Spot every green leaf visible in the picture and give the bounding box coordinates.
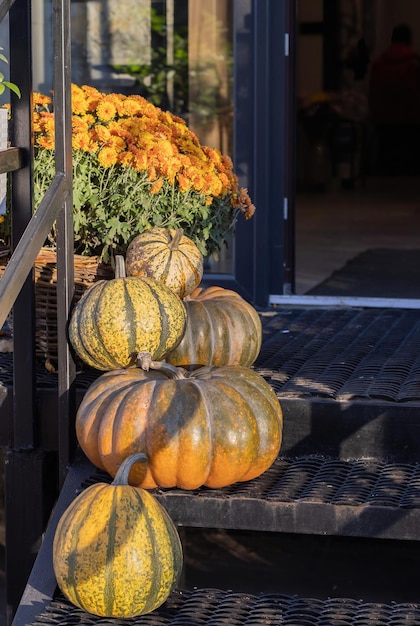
[3,82,21,98]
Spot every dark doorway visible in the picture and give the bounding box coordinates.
[294,0,420,299]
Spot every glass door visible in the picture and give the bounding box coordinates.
[189,0,291,305]
[64,0,291,306]
[135,0,291,305]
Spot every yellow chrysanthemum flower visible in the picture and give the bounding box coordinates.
[81,84,101,98]
[121,98,143,116]
[97,146,119,168]
[82,114,95,126]
[72,132,91,152]
[96,100,117,122]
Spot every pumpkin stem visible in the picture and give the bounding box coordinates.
[115,255,126,279]
[113,452,147,486]
[168,228,184,251]
[137,351,187,380]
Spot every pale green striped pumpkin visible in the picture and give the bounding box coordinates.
[53,452,183,618]
[125,227,203,298]
[68,259,186,370]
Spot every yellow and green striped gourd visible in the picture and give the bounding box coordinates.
[68,256,186,370]
[53,452,183,618]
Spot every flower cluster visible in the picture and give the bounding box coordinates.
[33,84,255,261]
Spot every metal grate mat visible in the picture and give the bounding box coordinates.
[80,454,420,540]
[31,588,420,626]
[3,307,420,402]
[256,307,420,402]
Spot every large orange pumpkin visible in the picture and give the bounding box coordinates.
[76,354,282,490]
[166,285,262,369]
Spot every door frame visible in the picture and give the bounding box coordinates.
[203,0,294,307]
[267,0,420,310]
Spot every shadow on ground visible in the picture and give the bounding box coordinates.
[182,528,420,603]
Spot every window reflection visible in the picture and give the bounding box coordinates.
[113,0,235,273]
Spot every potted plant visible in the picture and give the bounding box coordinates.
[31,83,255,263]
[0,83,255,369]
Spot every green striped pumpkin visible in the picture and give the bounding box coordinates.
[68,257,186,370]
[126,227,203,298]
[166,286,262,370]
[53,452,183,618]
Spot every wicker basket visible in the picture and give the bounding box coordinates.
[0,247,114,369]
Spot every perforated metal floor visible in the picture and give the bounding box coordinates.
[2,307,420,404]
[256,307,420,402]
[81,454,420,540]
[30,589,420,626]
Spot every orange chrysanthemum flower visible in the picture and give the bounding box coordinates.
[117,151,135,167]
[39,112,55,133]
[130,147,148,172]
[150,179,164,194]
[97,146,119,168]
[72,116,89,134]
[108,136,126,153]
[147,165,157,182]
[94,124,112,144]
[37,135,54,150]
[96,100,117,122]
[34,92,52,108]
[110,125,133,143]
[177,173,191,193]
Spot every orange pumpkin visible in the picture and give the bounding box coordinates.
[76,354,282,490]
